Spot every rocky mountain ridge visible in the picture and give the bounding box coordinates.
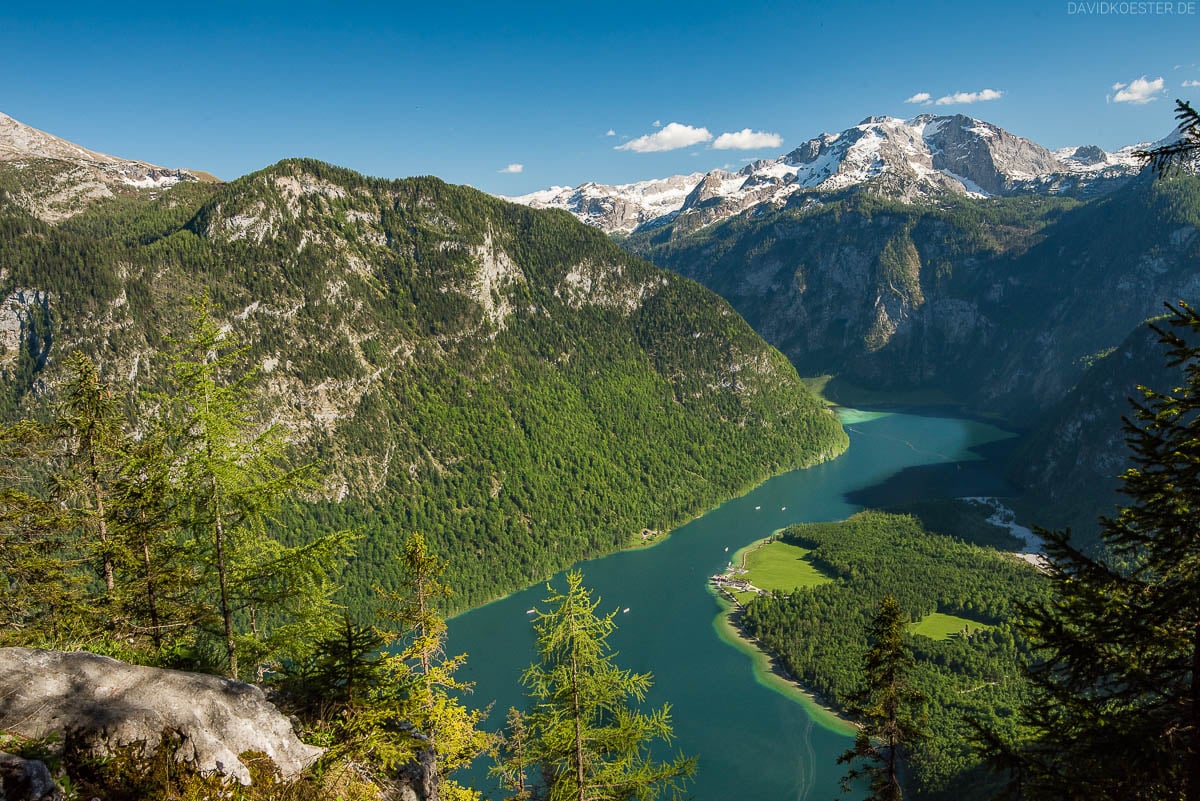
[0,112,216,222]
[0,149,846,609]
[511,114,1146,234]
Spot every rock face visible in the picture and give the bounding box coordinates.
[0,752,61,801]
[0,648,323,785]
[631,167,1200,423]
[0,111,215,222]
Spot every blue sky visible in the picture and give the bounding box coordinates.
[2,0,1198,194]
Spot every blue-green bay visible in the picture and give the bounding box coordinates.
[448,411,1018,800]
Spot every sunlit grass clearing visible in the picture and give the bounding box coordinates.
[743,540,835,593]
[910,611,994,641]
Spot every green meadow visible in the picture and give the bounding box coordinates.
[909,611,994,641]
[733,539,835,603]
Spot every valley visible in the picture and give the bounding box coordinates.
[0,99,1197,801]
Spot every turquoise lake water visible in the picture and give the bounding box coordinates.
[447,410,1018,800]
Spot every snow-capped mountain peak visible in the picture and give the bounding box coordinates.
[508,114,1147,235]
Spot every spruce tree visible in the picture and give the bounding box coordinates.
[1138,99,1200,173]
[1008,302,1200,800]
[500,570,694,801]
[838,593,924,801]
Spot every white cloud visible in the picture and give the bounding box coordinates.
[605,128,616,136]
[652,120,662,127]
[615,122,712,153]
[1110,76,1165,104]
[904,92,933,106]
[498,163,523,174]
[1183,80,1200,88]
[712,128,784,150]
[934,89,1004,106]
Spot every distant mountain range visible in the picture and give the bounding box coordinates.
[510,114,1149,234]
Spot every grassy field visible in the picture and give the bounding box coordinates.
[734,539,835,603]
[909,611,994,641]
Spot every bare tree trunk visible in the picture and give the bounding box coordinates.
[138,510,161,649]
[213,503,236,679]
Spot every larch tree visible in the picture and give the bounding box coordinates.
[162,296,350,679]
[501,570,694,801]
[376,531,489,801]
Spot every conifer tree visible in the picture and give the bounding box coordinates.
[1138,99,1200,173]
[501,570,694,801]
[163,296,351,679]
[374,531,488,800]
[1004,302,1200,801]
[838,594,924,801]
[52,351,126,598]
[0,419,93,643]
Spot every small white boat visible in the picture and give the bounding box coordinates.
[526,608,536,615]
[755,505,761,510]
[781,506,787,511]
[623,607,631,613]
[724,546,729,552]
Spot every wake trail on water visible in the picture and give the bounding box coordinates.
[794,713,816,801]
[846,426,957,463]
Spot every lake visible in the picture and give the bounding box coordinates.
[447,409,1019,800]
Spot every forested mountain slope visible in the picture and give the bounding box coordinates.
[0,158,846,609]
[628,172,1200,423]
[1008,314,1187,549]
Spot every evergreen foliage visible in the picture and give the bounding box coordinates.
[1138,99,1200,174]
[496,571,695,801]
[838,594,926,801]
[0,306,354,682]
[998,302,1200,801]
[739,512,1046,800]
[375,531,489,800]
[0,159,846,613]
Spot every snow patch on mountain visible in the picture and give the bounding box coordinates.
[0,111,213,221]
[508,114,1147,235]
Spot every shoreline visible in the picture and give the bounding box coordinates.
[711,533,855,737]
[449,434,850,621]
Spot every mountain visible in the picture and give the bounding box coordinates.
[1008,314,1186,550]
[625,168,1200,423]
[510,115,1144,235]
[511,172,704,234]
[0,142,847,609]
[0,112,216,223]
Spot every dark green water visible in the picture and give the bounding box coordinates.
[447,410,1017,800]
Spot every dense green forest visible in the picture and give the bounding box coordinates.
[0,158,846,611]
[740,511,1047,800]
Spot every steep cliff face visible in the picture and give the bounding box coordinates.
[1009,318,1185,548]
[632,172,1200,422]
[0,158,846,608]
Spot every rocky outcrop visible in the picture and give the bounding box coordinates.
[0,112,214,222]
[0,752,61,801]
[0,648,322,785]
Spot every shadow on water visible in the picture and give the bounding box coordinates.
[448,410,1022,801]
[844,435,1023,508]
